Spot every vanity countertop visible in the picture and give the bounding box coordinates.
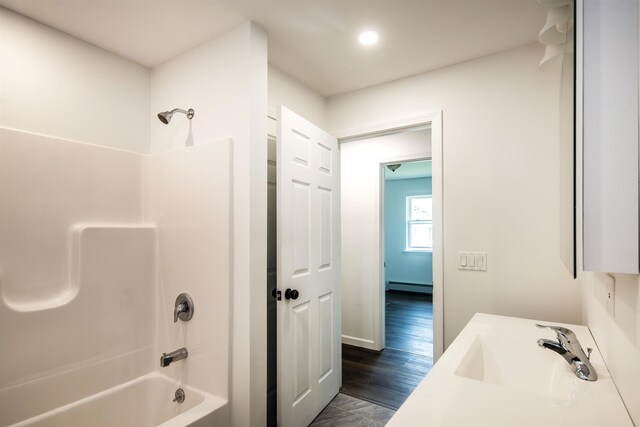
[387,313,633,427]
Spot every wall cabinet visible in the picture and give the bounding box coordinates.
[583,0,639,274]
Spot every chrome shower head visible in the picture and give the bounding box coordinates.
[157,111,173,124]
[157,108,194,124]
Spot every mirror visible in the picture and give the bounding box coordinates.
[538,0,576,278]
[558,0,576,278]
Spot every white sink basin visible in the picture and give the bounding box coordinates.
[454,334,584,402]
[387,313,633,427]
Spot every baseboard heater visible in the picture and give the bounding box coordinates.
[387,281,433,293]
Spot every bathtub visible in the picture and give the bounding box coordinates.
[7,373,227,427]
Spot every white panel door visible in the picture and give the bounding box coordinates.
[277,106,341,427]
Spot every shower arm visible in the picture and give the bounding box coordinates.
[168,108,194,119]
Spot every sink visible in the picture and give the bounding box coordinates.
[387,313,634,427]
[454,334,584,402]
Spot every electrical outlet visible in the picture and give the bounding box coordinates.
[605,274,615,316]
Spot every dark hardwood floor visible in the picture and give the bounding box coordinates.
[385,290,433,356]
[340,291,433,410]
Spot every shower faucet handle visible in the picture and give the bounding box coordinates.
[174,293,194,323]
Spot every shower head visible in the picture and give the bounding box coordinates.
[157,108,194,124]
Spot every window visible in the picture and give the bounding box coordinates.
[406,195,432,251]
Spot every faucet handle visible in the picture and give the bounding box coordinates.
[174,303,185,323]
[536,323,578,345]
[174,293,194,323]
[586,347,593,360]
[535,323,574,336]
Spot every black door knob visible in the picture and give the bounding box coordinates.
[285,288,299,300]
[271,288,281,301]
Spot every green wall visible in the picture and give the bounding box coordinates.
[384,177,432,293]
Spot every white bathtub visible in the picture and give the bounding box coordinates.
[7,373,227,427]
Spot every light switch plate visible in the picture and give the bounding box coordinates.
[458,251,487,271]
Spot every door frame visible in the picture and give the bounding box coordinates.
[334,111,444,361]
[379,155,432,350]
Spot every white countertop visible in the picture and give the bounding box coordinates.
[387,313,633,427]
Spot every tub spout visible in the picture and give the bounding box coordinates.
[160,347,188,368]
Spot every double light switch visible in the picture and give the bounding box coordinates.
[459,252,487,271]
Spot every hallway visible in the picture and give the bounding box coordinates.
[338,291,433,410]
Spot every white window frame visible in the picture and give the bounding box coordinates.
[405,195,432,252]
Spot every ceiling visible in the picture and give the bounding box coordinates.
[0,0,547,97]
[385,160,432,181]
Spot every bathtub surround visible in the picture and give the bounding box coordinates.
[0,131,151,426]
[0,127,232,426]
[0,129,145,311]
[144,140,232,400]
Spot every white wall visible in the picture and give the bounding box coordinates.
[150,24,256,153]
[268,64,327,128]
[0,7,150,153]
[149,22,268,427]
[329,43,582,348]
[341,129,431,350]
[582,274,640,424]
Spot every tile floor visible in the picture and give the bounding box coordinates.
[310,393,396,426]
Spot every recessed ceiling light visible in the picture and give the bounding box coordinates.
[358,30,379,46]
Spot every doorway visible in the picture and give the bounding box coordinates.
[336,126,438,410]
[383,159,434,359]
[335,112,444,365]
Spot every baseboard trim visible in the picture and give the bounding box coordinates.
[386,281,433,294]
[387,281,432,287]
[341,335,380,351]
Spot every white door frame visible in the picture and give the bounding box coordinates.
[335,111,444,361]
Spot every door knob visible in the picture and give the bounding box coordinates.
[285,288,299,300]
[271,288,282,301]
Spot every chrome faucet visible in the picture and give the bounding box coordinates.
[536,324,597,381]
[174,293,194,323]
[160,347,188,368]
